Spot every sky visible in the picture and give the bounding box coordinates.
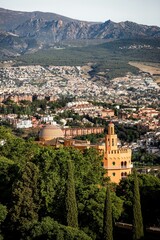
[0,0,160,26]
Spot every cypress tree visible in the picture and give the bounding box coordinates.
[66,160,78,228]
[10,162,40,232]
[133,169,144,240]
[103,185,113,240]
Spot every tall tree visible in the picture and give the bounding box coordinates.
[103,185,113,240]
[10,161,40,235]
[116,173,160,226]
[133,169,144,240]
[0,204,7,240]
[66,160,78,228]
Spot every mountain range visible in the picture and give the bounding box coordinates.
[0,8,160,57]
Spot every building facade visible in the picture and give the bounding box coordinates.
[103,122,132,183]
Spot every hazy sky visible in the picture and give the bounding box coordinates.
[1,0,160,26]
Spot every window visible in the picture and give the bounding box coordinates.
[111,127,114,135]
[112,161,115,165]
[121,172,127,179]
[112,138,114,146]
[112,172,115,176]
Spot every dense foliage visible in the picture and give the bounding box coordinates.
[132,149,160,166]
[0,126,159,239]
[132,170,144,240]
[66,160,78,228]
[103,185,113,240]
[116,173,160,227]
[0,97,74,116]
[0,126,123,240]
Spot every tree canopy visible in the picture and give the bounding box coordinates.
[0,126,123,240]
[0,126,159,240]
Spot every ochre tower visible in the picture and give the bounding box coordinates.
[103,122,132,183]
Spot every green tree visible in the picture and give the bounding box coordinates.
[0,126,38,166]
[33,147,69,220]
[66,160,78,228]
[30,216,91,240]
[0,156,19,206]
[0,204,7,226]
[116,173,160,227]
[0,204,7,240]
[0,130,123,239]
[77,184,123,240]
[10,161,40,236]
[103,185,113,240]
[133,169,144,240]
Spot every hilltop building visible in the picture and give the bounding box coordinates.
[38,122,132,183]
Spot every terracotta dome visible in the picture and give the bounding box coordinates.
[39,125,64,141]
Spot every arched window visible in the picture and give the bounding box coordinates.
[121,161,124,167]
[124,161,127,167]
[112,138,114,146]
[110,126,114,135]
[121,172,127,179]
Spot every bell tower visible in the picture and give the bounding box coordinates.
[103,122,132,183]
[105,122,118,151]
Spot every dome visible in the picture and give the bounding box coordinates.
[39,125,64,141]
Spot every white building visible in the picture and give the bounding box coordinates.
[16,120,32,129]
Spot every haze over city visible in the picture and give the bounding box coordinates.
[0,0,160,26]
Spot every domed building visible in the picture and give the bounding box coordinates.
[39,124,64,142]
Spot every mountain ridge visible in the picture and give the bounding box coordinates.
[0,8,160,57]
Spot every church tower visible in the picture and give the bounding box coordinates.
[103,122,132,183]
